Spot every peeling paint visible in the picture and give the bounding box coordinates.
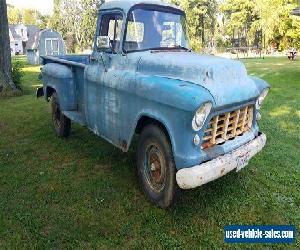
[39,1,269,172]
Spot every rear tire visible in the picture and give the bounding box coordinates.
[51,92,71,138]
[137,124,177,208]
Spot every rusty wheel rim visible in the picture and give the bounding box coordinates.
[143,143,166,192]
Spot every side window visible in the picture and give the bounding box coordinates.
[99,13,123,53]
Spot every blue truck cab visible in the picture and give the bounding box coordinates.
[38,0,269,208]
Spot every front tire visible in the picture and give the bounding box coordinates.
[51,92,71,138]
[137,125,177,208]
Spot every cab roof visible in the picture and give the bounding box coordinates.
[100,0,182,14]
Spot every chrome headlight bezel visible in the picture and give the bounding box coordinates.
[192,102,212,132]
[256,88,269,110]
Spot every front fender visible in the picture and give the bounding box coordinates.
[250,76,270,93]
[128,107,204,170]
[124,75,215,169]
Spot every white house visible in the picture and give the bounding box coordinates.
[9,24,40,55]
[13,24,28,41]
[9,25,23,54]
[9,28,15,55]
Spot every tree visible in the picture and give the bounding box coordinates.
[23,8,38,25]
[62,0,86,51]
[172,0,218,51]
[0,0,16,92]
[220,0,300,50]
[36,14,50,29]
[282,14,300,49]
[220,0,258,46]
[50,0,103,52]
[81,0,101,49]
[50,0,61,29]
[253,0,299,50]
[7,4,22,24]
[8,4,49,28]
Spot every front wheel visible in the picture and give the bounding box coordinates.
[51,92,71,138]
[137,125,177,208]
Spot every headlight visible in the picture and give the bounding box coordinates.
[192,102,212,131]
[256,88,269,110]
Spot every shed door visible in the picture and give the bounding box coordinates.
[45,38,59,55]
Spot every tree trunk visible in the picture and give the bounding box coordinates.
[201,14,205,47]
[0,0,16,91]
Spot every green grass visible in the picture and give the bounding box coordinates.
[0,56,299,249]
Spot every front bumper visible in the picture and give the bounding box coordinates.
[176,133,267,189]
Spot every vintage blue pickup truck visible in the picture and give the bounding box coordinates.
[37,0,269,208]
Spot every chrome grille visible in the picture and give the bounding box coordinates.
[202,106,254,149]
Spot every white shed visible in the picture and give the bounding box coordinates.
[26,29,66,65]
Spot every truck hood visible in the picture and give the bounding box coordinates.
[137,52,260,107]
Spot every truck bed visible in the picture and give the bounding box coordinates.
[41,54,89,116]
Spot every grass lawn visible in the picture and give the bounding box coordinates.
[0,56,299,249]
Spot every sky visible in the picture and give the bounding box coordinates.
[7,0,54,15]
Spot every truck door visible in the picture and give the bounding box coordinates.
[84,11,125,147]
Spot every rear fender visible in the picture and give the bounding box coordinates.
[41,63,77,111]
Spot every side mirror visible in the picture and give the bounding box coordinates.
[96,36,111,51]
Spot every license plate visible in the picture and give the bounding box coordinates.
[236,152,250,171]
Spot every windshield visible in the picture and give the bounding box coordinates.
[124,8,189,52]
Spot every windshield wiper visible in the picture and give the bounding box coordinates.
[172,45,191,51]
[149,46,191,52]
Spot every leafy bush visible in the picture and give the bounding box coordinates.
[0,61,24,97]
[11,61,24,91]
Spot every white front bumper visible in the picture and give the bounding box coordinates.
[176,133,267,189]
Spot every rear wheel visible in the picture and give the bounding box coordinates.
[137,124,177,208]
[51,92,71,138]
